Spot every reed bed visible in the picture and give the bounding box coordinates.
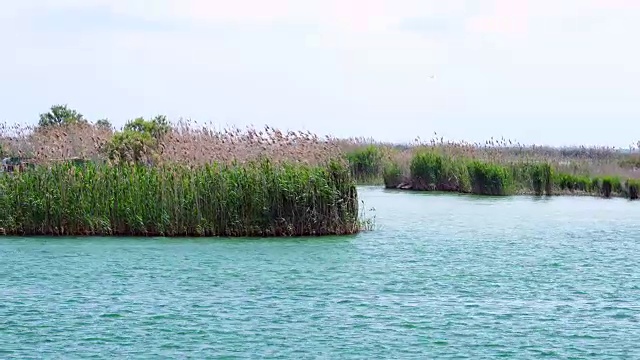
[342,134,640,199]
[0,119,345,166]
[0,118,362,236]
[0,160,358,236]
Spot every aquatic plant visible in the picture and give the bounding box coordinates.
[409,150,470,192]
[0,107,370,237]
[555,173,592,193]
[466,160,513,196]
[346,145,383,184]
[339,133,640,188]
[382,162,405,189]
[0,159,359,237]
[625,179,639,200]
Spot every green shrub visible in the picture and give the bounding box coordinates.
[104,116,171,165]
[38,104,87,128]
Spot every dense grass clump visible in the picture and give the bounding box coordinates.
[340,133,640,201]
[466,161,513,196]
[346,145,383,184]
[625,179,639,200]
[409,151,471,192]
[0,160,359,237]
[531,163,553,196]
[0,107,375,237]
[554,173,593,193]
[600,177,614,198]
[382,162,404,189]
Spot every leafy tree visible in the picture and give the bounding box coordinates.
[105,129,156,164]
[103,115,171,164]
[95,118,113,130]
[123,115,170,139]
[38,104,87,127]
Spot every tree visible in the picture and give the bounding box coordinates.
[105,129,156,164]
[38,104,87,127]
[103,115,171,164]
[123,115,170,139]
[95,118,113,130]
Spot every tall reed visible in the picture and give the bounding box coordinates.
[0,159,359,237]
[345,145,384,184]
[339,134,640,188]
[625,179,639,200]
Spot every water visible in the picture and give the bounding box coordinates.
[1,186,640,359]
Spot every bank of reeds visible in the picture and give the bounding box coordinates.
[0,117,364,236]
[339,133,640,200]
[379,148,640,199]
[0,160,358,236]
[345,145,384,184]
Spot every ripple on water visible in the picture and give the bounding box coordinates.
[1,188,640,358]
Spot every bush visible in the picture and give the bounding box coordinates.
[103,116,170,165]
[38,104,87,128]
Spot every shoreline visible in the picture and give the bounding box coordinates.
[378,183,635,200]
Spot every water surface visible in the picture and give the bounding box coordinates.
[1,187,639,359]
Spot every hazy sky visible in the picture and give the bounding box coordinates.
[1,0,639,147]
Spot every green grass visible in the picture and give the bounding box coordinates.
[409,150,471,192]
[0,160,360,237]
[625,179,640,200]
[466,160,513,196]
[381,150,640,200]
[554,173,594,193]
[346,145,384,184]
[408,150,515,195]
[382,162,404,188]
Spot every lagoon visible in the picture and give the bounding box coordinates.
[1,186,639,358]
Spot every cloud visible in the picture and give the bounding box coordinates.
[466,0,530,35]
[2,0,640,146]
[464,0,640,36]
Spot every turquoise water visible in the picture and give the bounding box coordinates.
[1,186,640,359]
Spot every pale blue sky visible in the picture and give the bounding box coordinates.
[1,0,639,147]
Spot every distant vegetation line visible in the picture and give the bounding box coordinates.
[344,142,640,200]
[1,104,638,204]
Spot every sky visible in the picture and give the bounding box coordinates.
[1,0,639,148]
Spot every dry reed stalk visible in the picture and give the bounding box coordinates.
[339,133,640,180]
[0,120,346,167]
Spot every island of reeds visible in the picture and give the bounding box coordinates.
[0,105,362,237]
[341,134,640,200]
[1,105,637,236]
